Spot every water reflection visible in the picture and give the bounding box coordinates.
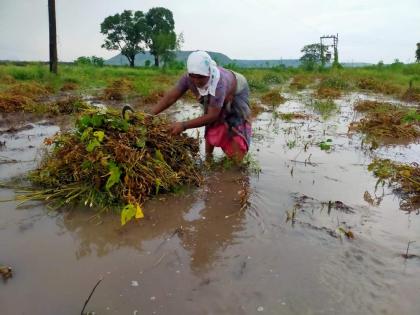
[59,169,250,272]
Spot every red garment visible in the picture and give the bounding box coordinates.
[205,122,250,158]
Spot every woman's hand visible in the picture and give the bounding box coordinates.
[170,122,186,135]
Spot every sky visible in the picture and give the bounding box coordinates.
[0,0,419,63]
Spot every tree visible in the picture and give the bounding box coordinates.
[100,10,147,67]
[416,43,420,63]
[145,7,177,67]
[75,56,105,67]
[48,0,58,74]
[91,56,105,67]
[300,43,322,70]
[161,32,184,67]
[75,56,91,65]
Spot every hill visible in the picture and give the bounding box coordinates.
[105,51,371,68]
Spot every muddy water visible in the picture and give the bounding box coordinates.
[1,92,420,315]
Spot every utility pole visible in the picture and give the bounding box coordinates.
[48,0,58,74]
[320,34,339,67]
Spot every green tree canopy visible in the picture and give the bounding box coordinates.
[416,43,420,63]
[300,43,322,70]
[75,56,104,67]
[300,43,322,62]
[145,7,177,67]
[100,10,147,67]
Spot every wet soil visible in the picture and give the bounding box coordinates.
[1,91,420,315]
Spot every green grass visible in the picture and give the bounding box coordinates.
[1,62,419,101]
[308,99,338,119]
[0,63,182,96]
[402,109,420,123]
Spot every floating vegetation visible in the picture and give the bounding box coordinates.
[286,140,297,149]
[363,190,383,206]
[0,265,13,280]
[319,139,333,151]
[102,78,134,100]
[24,109,202,225]
[274,112,310,121]
[368,159,420,211]
[260,90,286,106]
[307,99,338,119]
[350,101,419,143]
[287,194,356,239]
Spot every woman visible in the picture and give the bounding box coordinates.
[151,51,252,161]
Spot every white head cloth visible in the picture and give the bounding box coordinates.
[187,51,220,96]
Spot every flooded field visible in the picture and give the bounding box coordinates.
[1,90,419,314]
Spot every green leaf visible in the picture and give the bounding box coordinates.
[91,114,105,127]
[155,149,165,162]
[121,204,136,226]
[109,118,129,132]
[81,160,92,170]
[78,115,92,129]
[93,130,105,142]
[135,137,145,148]
[137,125,147,136]
[86,139,100,152]
[319,142,332,151]
[155,178,162,195]
[81,127,92,141]
[106,162,121,191]
[402,109,420,123]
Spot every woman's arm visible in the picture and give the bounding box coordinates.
[170,106,221,134]
[150,87,184,115]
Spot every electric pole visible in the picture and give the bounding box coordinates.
[48,0,58,74]
[320,34,339,67]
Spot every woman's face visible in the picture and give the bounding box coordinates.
[189,73,210,88]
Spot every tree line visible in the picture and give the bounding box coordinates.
[47,2,180,72]
[300,42,420,70]
[100,8,181,68]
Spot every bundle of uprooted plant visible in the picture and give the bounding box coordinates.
[368,159,420,211]
[350,100,420,143]
[23,108,202,225]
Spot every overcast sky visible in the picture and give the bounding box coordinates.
[1,0,419,63]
